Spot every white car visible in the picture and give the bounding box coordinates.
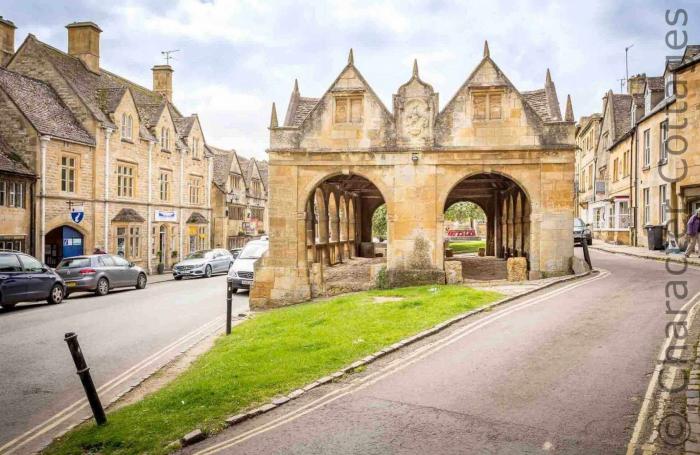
[173,248,233,280]
[227,239,269,292]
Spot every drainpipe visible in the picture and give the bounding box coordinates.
[207,155,213,248]
[39,135,50,262]
[147,140,154,273]
[103,128,113,253]
[179,148,184,261]
[631,128,638,246]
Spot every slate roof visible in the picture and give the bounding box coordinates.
[0,67,95,145]
[0,135,34,176]
[111,208,145,223]
[18,35,195,144]
[646,76,664,92]
[284,96,320,127]
[257,160,269,189]
[610,93,633,141]
[186,212,208,224]
[521,89,551,121]
[208,145,236,189]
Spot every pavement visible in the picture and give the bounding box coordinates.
[183,249,700,455]
[589,238,700,266]
[0,273,250,454]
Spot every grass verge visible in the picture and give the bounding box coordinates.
[46,285,502,455]
[449,239,486,254]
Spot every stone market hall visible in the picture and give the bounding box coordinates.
[251,43,576,308]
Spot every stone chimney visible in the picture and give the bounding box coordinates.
[66,22,101,73]
[0,16,16,67]
[627,73,646,95]
[152,65,173,102]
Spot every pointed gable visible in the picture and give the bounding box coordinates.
[292,50,396,150]
[435,53,551,147]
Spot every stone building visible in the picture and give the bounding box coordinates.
[251,44,576,308]
[209,146,269,249]
[0,19,214,271]
[574,113,602,223]
[574,44,700,248]
[0,135,35,251]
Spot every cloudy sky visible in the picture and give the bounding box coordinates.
[2,0,699,159]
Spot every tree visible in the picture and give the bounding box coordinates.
[445,202,485,228]
[372,204,387,241]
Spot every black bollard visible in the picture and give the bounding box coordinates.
[64,332,106,425]
[226,279,233,335]
[581,239,592,269]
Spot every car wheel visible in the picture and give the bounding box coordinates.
[136,273,147,289]
[174,276,183,281]
[204,265,212,278]
[48,284,65,305]
[95,277,110,296]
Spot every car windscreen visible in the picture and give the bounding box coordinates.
[186,250,211,259]
[573,219,585,229]
[239,243,268,259]
[57,257,91,269]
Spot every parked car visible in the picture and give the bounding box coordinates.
[574,218,592,245]
[0,251,66,309]
[230,248,242,260]
[227,239,269,293]
[56,254,147,297]
[173,248,233,280]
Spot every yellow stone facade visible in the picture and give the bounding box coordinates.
[1,20,213,271]
[251,46,576,308]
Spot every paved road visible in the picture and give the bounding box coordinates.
[190,250,699,455]
[0,274,249,452]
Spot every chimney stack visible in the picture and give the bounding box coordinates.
[66,22,101,73]
[0,16,16,67]
[627,73,646,95]
[152,65,173,102]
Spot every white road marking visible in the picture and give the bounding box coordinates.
[0,316,224,455]
[194,270,611,454]
[625,291,700,455]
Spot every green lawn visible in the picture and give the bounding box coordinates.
[46,285,502,455]
[449,239,486,254]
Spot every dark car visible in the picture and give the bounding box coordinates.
[0,251,66,309]
[574,218,592,245]
[56,254,147,297]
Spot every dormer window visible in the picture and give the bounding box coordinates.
[161,127,170,150]
[473,92,502,120]
[645,88,651,114]
[665,73,674,98]
[334,96,363,124]
[121,113,133,140]
[192,138,199,159]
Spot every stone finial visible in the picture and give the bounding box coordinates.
[270,102,278,128]
[483,40,490,58]
[348,48,354,65]
[546,68,552,86]
[565,95,574,122]
[412,58,419,78]
[293,78,299,94]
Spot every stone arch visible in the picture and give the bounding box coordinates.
[299,169,392,216]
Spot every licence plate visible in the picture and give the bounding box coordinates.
[66,281,77,287]
[242,280,253,286]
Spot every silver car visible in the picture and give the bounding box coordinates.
[173,249,233,280]
[56,254,147,297]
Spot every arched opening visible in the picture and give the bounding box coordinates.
[444,173,530,280]
[444,201,487,254]
[305,173,387,271]
[45,225,84,267]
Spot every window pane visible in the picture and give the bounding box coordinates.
[0,254,22,272]
[489,94,502,119]
[473,95,486,119]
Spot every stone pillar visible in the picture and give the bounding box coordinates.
[305,199,314,265]
[514,192,522,257]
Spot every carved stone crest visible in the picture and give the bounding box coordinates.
[405,100,428,137]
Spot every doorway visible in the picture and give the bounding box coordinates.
[44,225,84,267]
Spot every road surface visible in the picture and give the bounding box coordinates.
[0,274,249,453]
[189,250,697,455]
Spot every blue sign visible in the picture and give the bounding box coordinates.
[70,205,84,224]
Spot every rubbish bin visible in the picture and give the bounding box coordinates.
[645,225,665,250]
